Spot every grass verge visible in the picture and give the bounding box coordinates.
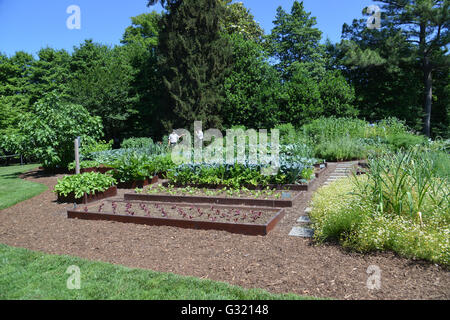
[0,164,47,210]
[0,244,318,300]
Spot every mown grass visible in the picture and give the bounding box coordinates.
[0,164,47,210]
[0,244,318,300]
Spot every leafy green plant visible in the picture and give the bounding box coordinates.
[54,172,116,199]
[314,136,368,161]
[67,160,100,170]
[301,117,424,161]
[80,138,113,159]
[109,152,152,182]
[121,137,154,149]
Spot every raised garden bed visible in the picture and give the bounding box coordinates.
[116,176,158,189]
[67,201,285,236]
[79,165,114,174]
[314,163,328,178]
[57,186,117,204]
[161,163,327,192]
[162,176,321,192]
[124,189,303,207]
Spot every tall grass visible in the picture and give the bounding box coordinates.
[310,146,449,265]
[301,117,427,161]
[352,147,449,223]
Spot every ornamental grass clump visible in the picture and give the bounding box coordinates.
[353,147,449,222]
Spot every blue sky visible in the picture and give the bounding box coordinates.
[0,0,376,57]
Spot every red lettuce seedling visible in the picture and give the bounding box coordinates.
[112,202,117,214]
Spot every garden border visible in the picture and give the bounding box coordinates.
[67,202,285,236]
[116,176,159,189]
[161,162,328,192]
[123,189,304,208]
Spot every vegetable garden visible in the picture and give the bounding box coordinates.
[51,117,449,264]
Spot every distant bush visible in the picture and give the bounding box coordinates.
[67,160,100,170]
[275,123,297,144]
[386,133,426,151]
[121,137,154,149]
[301,117,426,161]
[80,138,113,157]
[313,137,368,161]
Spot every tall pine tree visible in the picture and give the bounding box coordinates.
[149,0,233,130]
[378,0,449,137]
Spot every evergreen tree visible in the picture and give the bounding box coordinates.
[268,0,325,78]
[28,48,71,105]
[151,0,233,130]
[333,1,449,137]
[377,0,449,136]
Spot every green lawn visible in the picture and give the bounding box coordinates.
[0,244,316,300]
[0,164,47,210]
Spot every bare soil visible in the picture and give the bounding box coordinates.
[83,200,276,224]
[0,163,448,300]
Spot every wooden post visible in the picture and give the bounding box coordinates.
[74,138,80,174]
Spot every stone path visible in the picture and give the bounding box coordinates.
[289,161,358,238]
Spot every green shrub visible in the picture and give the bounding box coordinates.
[386,133,426,151]
[275,123,297,144]
[109,152,176,182]
[429,151,450,179]
[301,117,426,161]
[3,94,103,169]
[67,160,100,170]
[54,172,116,199]
[109,152,152,182]
[80,138,113,157]
[313,137,368,161]
[121,137,154,149]
[302,117,368,141]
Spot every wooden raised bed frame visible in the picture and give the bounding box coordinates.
[116,176,159,189]
[67,202,285,236]
[124,190,303,208]
[57,186,117,204]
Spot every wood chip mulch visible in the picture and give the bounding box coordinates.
[0,163,448,300]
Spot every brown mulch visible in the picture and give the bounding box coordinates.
[0,163,448,300]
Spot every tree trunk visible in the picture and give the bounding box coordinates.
[423,56,432,137]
